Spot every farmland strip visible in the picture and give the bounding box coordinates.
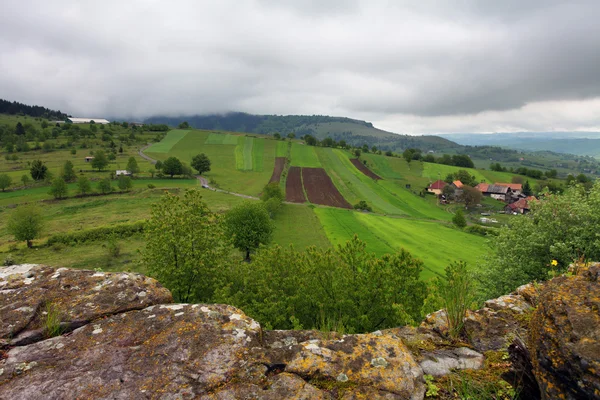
[285,167,306,203]
[350,158,382,180]
[269,157,287,183]
[302,167,352,209]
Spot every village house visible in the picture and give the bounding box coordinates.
[115,170,132,177]
[451,180,463,190]
[480,184,512,202]
[84,156,94,163]
[427,180,447,195]
[495,183,522,195]
[504,196,537,214]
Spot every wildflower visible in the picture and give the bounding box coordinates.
[551,259,558,267]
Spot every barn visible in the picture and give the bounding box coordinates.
[67,117,110,124]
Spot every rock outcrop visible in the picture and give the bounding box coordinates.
[528,263,600,400]
[1,263,598,399]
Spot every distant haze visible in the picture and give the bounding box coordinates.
[1,1,600,134]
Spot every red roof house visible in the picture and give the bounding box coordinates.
[427,180,447,195]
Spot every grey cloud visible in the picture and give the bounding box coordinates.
[0,0,599,133]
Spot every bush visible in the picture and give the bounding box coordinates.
[452,209,467,228]
[464,225,498,237]
[47,221,146,245]
[147,183,156,189]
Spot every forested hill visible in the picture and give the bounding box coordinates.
[0,99,68,120]
[144,112,460,152]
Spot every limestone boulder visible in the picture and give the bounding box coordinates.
[0,264,172,346]
[419,347,484,377]
[529,264,600,399]
[0,303,263,399]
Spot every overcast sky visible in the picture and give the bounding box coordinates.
[1,1,600,134]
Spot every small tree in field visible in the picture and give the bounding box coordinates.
[21,174,30,186]
[49,177,68,199]
[97,178,113,194]
[91,150,109,171]
[0,174,11,192]
[118,175,133,191]
[77,176,92,195]
[225,202,273,261]
[142,190,231,303]
[30,159,48,181]
[8,205,44,248]
[62,160,76,182]
[191,153,211,175]
[162,157,183,178]
[460,185,482,208]
[126,157,139,174]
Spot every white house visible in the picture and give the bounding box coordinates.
[115,170,131,176]
[68,117,110,124]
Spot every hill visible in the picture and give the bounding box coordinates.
[0,98,68,121]
[144,112,459,152]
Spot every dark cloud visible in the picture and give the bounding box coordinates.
[0,0,599,133]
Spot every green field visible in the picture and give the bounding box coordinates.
[146,130,189,153]
[146,131,277,196]
[205,132,240,145]
[272,204,330,250]
[290,143,321,167]
[276,141,289,157]
[316,148,450,219]
[235,136,254,171]
[314,207,488,279]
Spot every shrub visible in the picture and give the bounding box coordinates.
[443,261,475,339]
[464,225,498,237]
[452,209,467,228]
[147,183,156,189]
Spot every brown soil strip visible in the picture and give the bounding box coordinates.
[350,159,382,180]
[285,166,306,203]
[269,157,287,183]
[302,168,352,209]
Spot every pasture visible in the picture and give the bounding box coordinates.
[314,207,488,279]
[145,130,189,153]
[290,143,321,167]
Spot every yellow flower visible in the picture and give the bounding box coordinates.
[551,259,558,267]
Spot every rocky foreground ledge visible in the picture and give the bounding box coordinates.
[0,264,598,399]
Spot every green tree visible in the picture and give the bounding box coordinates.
[452,209,467,228]
[15,122,25,135]
[273,133,281,139]
[119,145,124,153]
[142,190,231,302]
[287,132,295,139]
[77,176,92,195]
[97,178,113,194]
[522,180,533,196]
[0,174,11,192]
[155,160,163,170]
[7,205,44,248]
[117,175,133,191]
[91,150,109,171]
[354,149,361,158]
[21,174,30,186]
[61,160,76,182]
[49,177,68,199]
[30,159,48,181]
[162,157,183,177]
[479,182,600,299]
[126,157,140,174]
[460,185,482,208]
[225,202,273,261]
[261,182,284,202]
[178,121,190,129]
[191,153,211,175]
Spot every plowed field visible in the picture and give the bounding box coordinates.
[285,166,306,203]
[269,157,286,183]
[351,158,381,180]
[302,167,352,209]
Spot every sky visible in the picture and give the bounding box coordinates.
[1,0,600,134]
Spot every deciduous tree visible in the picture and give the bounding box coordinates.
[225,202,273,261]
[49,177,68,199]
[91,150,109,171]
[62,160,76,182]
[142,190,231,302]
[126,157,139,174]
[162,157,183,177]
[7,205,44,248]
[191,153,211,175]
[77,176,92,195]
[0,174,11,192]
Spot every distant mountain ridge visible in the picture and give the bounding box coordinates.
[144,112,459,152]
[440,132,600,158]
